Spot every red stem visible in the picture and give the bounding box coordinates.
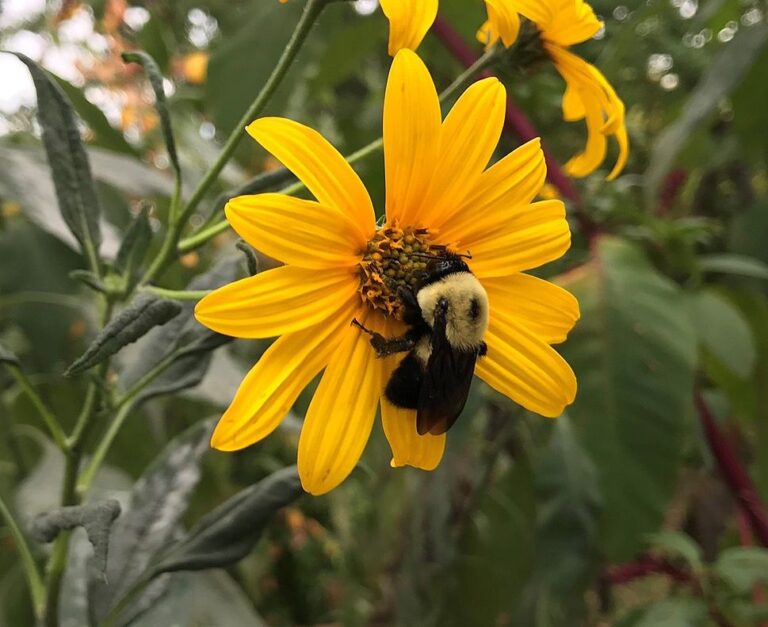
[695,392,768,546]
[606,555,690,585]
[431,16,581,206]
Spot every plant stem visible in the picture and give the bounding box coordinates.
[177,51,495,253]
[695,392,768,546]
[140,0,333,286]
[0,493,46,619]
[4,365,67,452]
[141,286,211,301]
[76,401,136,496]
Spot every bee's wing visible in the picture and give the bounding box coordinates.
[416,300,478,436]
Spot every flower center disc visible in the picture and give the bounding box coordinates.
[358,224,445,319]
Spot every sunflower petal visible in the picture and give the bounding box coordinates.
[210,306,355,451]
[246,117,375,239]
[436,138,546,243]
[377,317,445,470]
[483,274,580,344]
[380,0,438,55]
[226,194,364,269]
[476,314,576,417]
[549,45,629,179]
[419,77,506,225]
[298,311,382,495]
[484,0,520,47]
[381,401,446,470]
[195,266,358,338]
[384,49,442,226]
[465,200,571,277]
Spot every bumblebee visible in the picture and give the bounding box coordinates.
[353,253,489,435]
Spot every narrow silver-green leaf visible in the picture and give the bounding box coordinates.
[7,52,103,263]
[153,466,303,573]
[699,253,768,280]
[30,500,121,579]
[121,51,181,178]
[65,294,182,376]
[115,205,153,290]
[714,547,768,593]
[88,419,213,624]
[0,342,20,368]
[559,236,697,561]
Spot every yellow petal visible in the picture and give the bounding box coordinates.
[210,303,357,451]
[298,310,382,495]
[483,274,580,344]
[195,265,358,339]
[464,200,571,277]
[436,138,546,242]
[484,0,520,47]
[246,117,375,240]
[418,78,507,226]
[377,317,445,470]
[380,0,438,55]
[381,401,445,470]
[384,49,442,226]
[514,0,601,46]
[225,194,364,269]
[550,45,629,179]
[476,313,576,417]
[476,19,499,49]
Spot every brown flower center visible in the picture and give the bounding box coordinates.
[357,224,448,319]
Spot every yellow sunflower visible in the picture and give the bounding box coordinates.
[195,49,578,495]
[480,0,629,179]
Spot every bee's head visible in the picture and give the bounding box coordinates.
[418,252,471,288]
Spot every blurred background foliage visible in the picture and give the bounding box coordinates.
[2,0,768,625]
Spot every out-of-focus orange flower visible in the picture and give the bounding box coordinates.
[182,51,209,85]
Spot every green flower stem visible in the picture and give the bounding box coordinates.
[177,47,499,254]
[0,493,46,620]
[43,451,79,627]
[4,365,67,452]
[140,0,334,286]
[76,400,136,497]
[141,286,211,301]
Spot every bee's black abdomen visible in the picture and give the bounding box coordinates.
[385,353,423,409]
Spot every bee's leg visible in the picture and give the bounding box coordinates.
[351,319,415,358]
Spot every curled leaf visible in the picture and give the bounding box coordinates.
[31,500,121,579]
[0,342,20,368]
[65,294,182,376]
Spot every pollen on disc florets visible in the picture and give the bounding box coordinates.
[358,224,446,319]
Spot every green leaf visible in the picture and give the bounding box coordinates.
[646,531,703,574]
[88,418,214,624]
[689,289,756,379]
[560,237,697,560]
[115,205,153,289]
[7,52,103,263]
[64,295,182,376]
[131,570,267,627]
[122,51,181,178]
[0,342,20,368]
[699,254,768,281]
[645,21,768,204]
[120,257,239,401]
[153,466,303,573]
[30,500,121,580]
[51,74,136,156]
[627,597,709,627]
[714,547,768,593]
[516,416,602,625]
